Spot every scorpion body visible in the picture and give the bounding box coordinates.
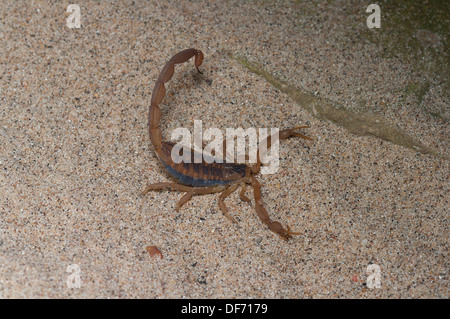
[143,48,312,240]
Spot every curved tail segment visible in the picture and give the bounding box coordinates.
[148,48,204,152]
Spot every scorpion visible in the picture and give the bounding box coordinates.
[142,48,312,240]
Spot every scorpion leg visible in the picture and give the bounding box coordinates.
[142,182,193,195]
[250,176,301,240]
[239,182,251,203]
[143,182,226,211]
[176,190,194,211]
[142,182,194,211]
[218,183,240,223]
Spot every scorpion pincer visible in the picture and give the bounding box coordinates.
[142,48,312,240]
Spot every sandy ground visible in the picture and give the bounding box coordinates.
[0,0,448,298]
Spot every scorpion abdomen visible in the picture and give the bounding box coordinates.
[157,142,246,187]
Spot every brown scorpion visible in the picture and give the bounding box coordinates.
[142,48,312,240]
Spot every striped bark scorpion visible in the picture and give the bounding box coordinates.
[142,48,312,240]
